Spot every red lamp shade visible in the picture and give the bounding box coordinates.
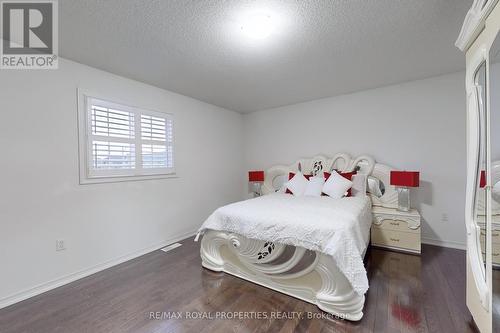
[248,171,265,182]
[390,171,420,187]
[480,170,486,188]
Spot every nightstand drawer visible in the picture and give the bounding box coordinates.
[371,229,420,252]
[481,251,500,265]
[480,228,500,244]
[372,218,419,234]
[480,239,500,264]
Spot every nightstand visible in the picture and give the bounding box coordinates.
[477,215,500,267]
[371,206,421,254]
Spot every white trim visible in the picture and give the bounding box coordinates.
[79,173,179,185]
[456,0,500,51]
[422,237,466,251]
[77,88,176,184]
[0,229,197,310]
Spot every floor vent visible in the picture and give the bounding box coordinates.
[160,243,182,253]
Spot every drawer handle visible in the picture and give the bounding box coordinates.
[389,238,400,242]
[390,222,400,226]
[494,253,500,257]
[480,231,499,237]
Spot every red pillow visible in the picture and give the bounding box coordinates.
[323,170,356,180]
[323,170,357,197]
[286,172,312,194]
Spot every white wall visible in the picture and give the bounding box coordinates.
[243,72,467,248]
[0,59,244,307]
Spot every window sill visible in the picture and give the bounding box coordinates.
[79,173,178,185]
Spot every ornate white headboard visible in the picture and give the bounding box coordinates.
[261,153,398,209]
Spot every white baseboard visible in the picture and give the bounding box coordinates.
[0,229,197,310]
[422,237,466,250]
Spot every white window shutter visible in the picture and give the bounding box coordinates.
[140,114,174,170]
[83,96,174,180]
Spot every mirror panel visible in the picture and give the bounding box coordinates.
[491,38,500,208]
[367,176,385,198]
[474,60,488,273]
[272,174,288,192]
[356,160,385,198]
[491,31,500,332]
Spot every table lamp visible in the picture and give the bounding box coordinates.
[390,171,420,212]
[248,171,265,197]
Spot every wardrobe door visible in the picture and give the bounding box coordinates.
[477,60,488,272]
[490,31,500,333]
[466,46,492,333]
[460,2,500,332]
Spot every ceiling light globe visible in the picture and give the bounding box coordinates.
[241,14,273,39]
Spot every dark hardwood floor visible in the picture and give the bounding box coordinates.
[0,239,478,333]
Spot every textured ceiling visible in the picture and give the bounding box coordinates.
[60,0,471,113]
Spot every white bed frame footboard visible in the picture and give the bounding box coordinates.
[201,230,365,321]
[199,153,398,321]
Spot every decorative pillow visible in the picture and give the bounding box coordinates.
[286,172,309,196]
[289,172,312,180]
[324,170,357,196]
[322,170,353,199]
[286,172,312,194]
[324,170,357,181]
[304,175,325,197]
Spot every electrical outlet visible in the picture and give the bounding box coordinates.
[442,213,449,222]
[56,239,66,251]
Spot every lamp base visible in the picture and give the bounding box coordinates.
[396,187,410,212]
[249,182,262,197]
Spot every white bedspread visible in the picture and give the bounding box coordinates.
[198,193,372,295]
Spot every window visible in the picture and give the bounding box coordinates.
[78,93,174,183]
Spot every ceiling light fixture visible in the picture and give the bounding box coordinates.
[241,13,274,40]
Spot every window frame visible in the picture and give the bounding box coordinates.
[77,89,176,184]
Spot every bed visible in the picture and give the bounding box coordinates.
[197,153,398,321]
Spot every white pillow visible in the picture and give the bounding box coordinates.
[322,170,353,199]
[304,176,325,197]
[351,174,367,197]
[286,172,309,196]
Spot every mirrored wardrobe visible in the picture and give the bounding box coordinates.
[457,0,500,332]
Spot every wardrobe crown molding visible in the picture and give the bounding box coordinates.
[456,0,500,52]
